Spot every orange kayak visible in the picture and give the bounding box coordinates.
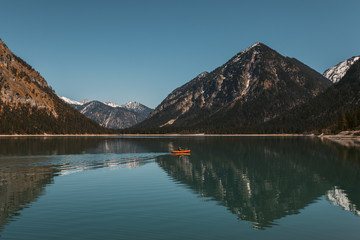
[171,150,191,154]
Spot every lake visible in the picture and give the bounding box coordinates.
[0,136,359,239]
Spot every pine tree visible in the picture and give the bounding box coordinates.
[337,107,347,131]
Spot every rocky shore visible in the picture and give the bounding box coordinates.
[319,131,360,147]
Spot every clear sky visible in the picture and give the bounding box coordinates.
[1,0,359,108]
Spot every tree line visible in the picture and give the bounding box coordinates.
[0,98,114,134]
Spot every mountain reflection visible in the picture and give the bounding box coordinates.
[0,136,360,232]
[156,137,360,229]
[0,137,166,231]
[0,136,161,156]
[0,163,58,231]
[327,187,360,216]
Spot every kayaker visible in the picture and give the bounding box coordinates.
[178,147,184,151]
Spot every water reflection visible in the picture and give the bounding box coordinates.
[0,137,164,156]
[0,137,170,231]
[0,136,359,232]
[156,137,360,229]
[0,164,58,231]
[327,187,360,216]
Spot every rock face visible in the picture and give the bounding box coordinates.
[135,43,331,131]
[0,40,55,115]
[323,56,360,83]
[60,97,153,129]
[0,39,109,134]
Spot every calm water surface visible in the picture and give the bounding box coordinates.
[0,136,359,239]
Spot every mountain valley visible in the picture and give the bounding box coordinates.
[60,97,153,129]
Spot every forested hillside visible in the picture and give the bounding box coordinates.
[0,39,113,134]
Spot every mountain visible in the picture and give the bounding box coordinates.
[60,97,153,129]
[0,39,111,134]
[265,59,360,133]
[134,43,331,132]
[323,56,360,83]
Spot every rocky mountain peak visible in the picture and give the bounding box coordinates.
[243,42,268,52]
[336,59,360,86]
[323,56,360,83]
[229,42,267,64]
[122,101,140,108]
[135,43,331,130]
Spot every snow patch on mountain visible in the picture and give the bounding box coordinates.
[121,101,145,112]
[60,96,84,106]
[104,101,121,108]
[323,56,360,83]
[80,102,94,114]
[196,72,209,79]
[80,99,90,105]
[232,42,261,63]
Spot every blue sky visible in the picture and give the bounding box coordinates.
[1,0,359,108]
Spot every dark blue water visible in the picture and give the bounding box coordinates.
[0,136,359,239]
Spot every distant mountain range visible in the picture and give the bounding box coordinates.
[0,39,110,134]
[134,43,332,132]
[60,97,153,129]
[1,37,359,134]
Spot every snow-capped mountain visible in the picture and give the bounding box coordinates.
[323,56,360,83]
[61,97,150,113]
[60,97,153,129]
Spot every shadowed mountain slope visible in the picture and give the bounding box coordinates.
[264,59,360,133]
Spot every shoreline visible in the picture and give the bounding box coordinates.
[0,132,359,147]
[0,133,314,137]
[318,131,360,147]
